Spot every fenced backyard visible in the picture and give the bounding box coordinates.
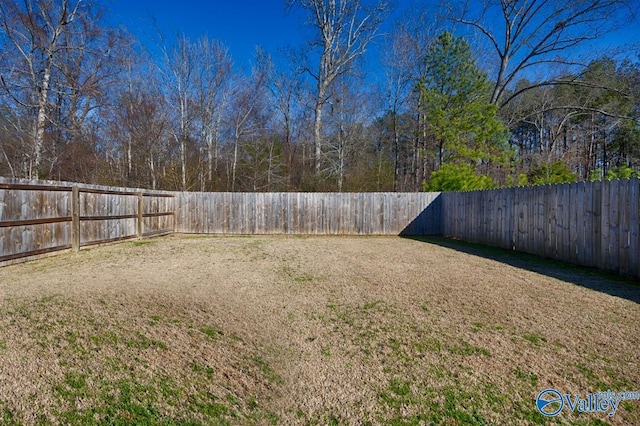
[1,177,639,423]
[1,176,640,277]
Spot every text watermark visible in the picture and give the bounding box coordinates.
[536,388,640,417]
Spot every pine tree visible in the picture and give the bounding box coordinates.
[419,31,510,190]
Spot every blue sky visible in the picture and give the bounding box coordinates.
[106,0,639,76]
[107,0,308,70]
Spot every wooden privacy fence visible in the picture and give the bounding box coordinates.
[0,178,175,265]
[441,179,640,277]
[176,192,441,235]
[1,179,442,265]
[3,176,640,277]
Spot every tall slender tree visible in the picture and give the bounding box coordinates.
[160,35,198,191]
[381,6,440,190]
[193,37,232,189]
[288,0,391,179]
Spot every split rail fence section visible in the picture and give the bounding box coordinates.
[0,178,175,264]
[441,179,640,276]
[175,192,441,235]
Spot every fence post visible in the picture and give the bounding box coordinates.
[72,186,80,251]
[137,192,144,239]
[173,194,178,234]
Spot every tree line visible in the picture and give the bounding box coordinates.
[1,0,638,192]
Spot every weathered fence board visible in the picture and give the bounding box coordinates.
[175,192,441,236]
[142,194,176,237]
[442,179,640,277]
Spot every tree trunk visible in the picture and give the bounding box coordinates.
[180,136,187,191]
[149,153,156,190]
[179,95,188,191]
[313,97,324,176]
[392,110,399,192]
[231,129,239,192]
[34,64,52,179]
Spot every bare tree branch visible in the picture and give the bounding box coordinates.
[450,0,639,106]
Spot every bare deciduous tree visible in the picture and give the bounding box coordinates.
[160,35,196,191]
[267,58,305,188]
[110,49,168,189]
[193,37,232,188]
[382,6,439,190]
[450,0,638,107]
[289,0,391,177]
[1,0,83,178]
[227,56,269,192]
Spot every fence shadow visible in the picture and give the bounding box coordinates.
[403,236,640,304]
[399,194,442,236]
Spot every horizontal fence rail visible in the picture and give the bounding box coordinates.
[0,177,175,265]
[441,179,640,277]
[175,192,442,235]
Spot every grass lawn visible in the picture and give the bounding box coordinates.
[0,235,638,425]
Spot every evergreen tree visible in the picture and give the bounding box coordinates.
[419,31,510,190]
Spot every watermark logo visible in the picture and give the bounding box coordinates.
[537,389,564,416]
[536,388,640,418]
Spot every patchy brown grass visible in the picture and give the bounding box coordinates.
[0,235,638,425]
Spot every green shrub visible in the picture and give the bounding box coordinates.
[423,163,495,192]
[527,161,577,185]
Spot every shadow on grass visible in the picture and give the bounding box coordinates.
[403,236,640,304]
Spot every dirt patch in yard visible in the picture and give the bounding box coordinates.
[0,235,638,425]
